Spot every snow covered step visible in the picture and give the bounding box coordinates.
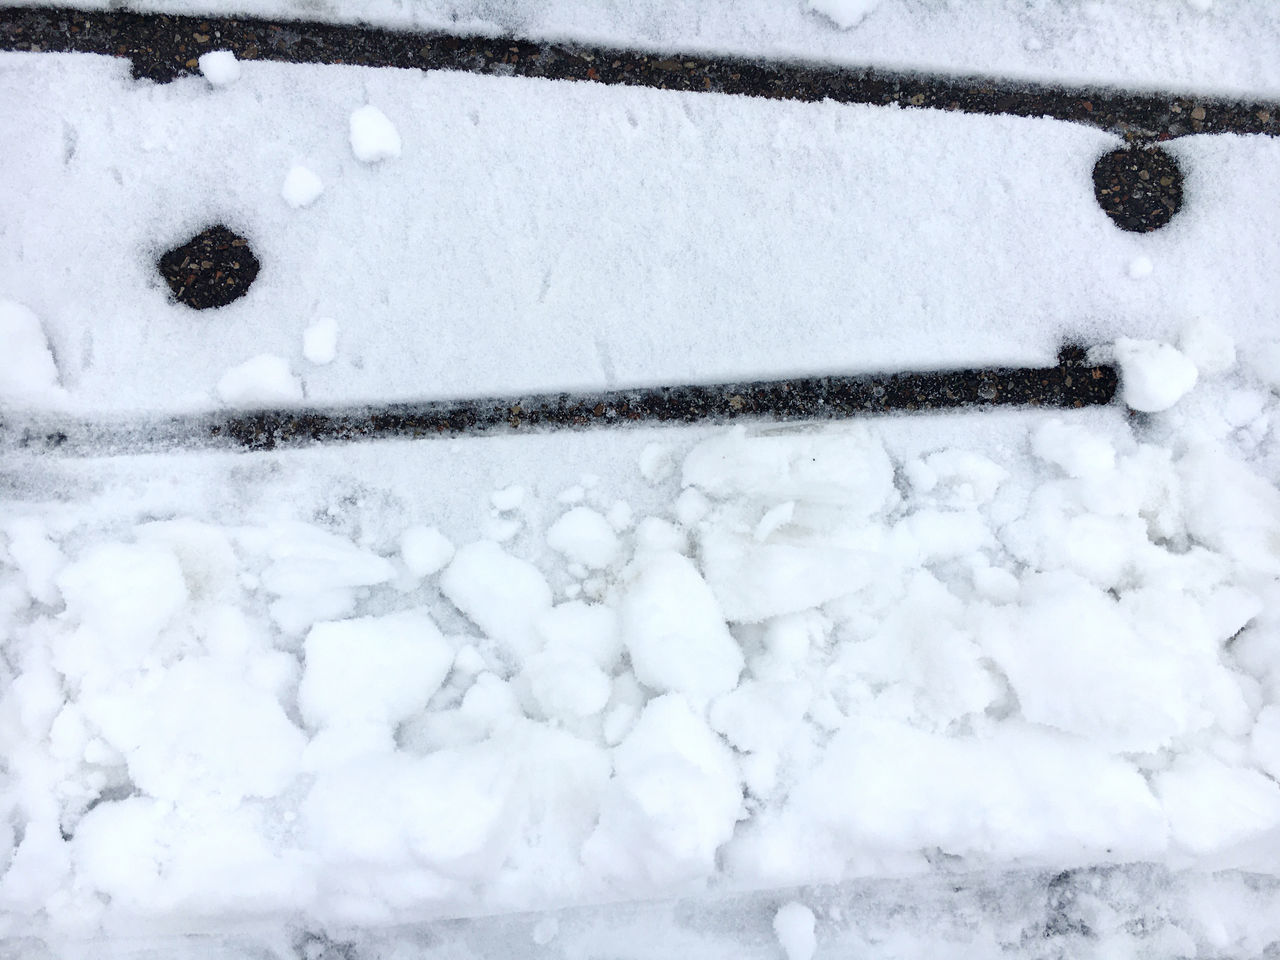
[3,53,1280,417]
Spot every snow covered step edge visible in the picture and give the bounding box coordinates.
[4,5,1279,144]
[1,354,1117,455]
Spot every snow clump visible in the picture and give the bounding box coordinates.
[349,105,402,163]
[1113,337,1199,412]
[198,50,241,86]
[281,165,324,208]
[215,354,303,407]
[0,300,60,402]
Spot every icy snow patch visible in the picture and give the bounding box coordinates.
[349,105,401,163]
[215,354,303,407]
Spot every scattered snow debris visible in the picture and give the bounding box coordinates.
[197,50,241,86]
[1180,317,1236,376]
[440,541,553,663]
[281,165,324,208]
[302,316,339,364]
[215,353,303,407]
[1127,254,1154,279]
[1113,338,1199,412]
[349,105,402,163]
[805,0,882,30]
[491,485,525,512]
[0,300,60,401]
[618,551,743,700]
[399,524,454,578]
[547,507,620,569]
[773,901,818,960]
[531,916,559,945]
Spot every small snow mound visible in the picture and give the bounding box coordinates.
[440,541,552,663]
[547,507,620,569]
[216,354,302,407]
[349,105,402,163]
[1113,338,1198,412]
[1031,419,1116,478]
[0,300,61,402]
[805,0,881,30]
[302,316,339,365]
[773,901,817,960]
[281,165,324,209]
[198,50,241,86]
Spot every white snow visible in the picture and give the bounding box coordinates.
[215,353,303,407]
[773,901,818,960]
[398,524,454,577]
[302,316,339,364]
[1112,338,1199,412]
[197,50,241,86]
[805,0,882,31]
[349,104,401,163]
[0,300,60,402]
[281,164,324,208]
[546,507,619,569]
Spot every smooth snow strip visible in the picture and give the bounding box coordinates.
[4,55,1280,416]
[9,0,1280,98]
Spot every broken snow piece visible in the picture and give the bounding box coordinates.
[773,902,818,960]
[349,105,401,163]
[302,316,339,364]
[1113,338,1198,412]
[282,165,324,208]
[198,50,241,86]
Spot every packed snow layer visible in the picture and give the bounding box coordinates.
[4,54,1280,414]
[20,0,1280,98]
[4,352,1280,947]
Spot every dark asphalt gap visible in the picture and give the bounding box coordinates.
[2,352,1117,454]
[2,5,1278,142]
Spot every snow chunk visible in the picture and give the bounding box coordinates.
[526,649,611,721]
[805,0,882,30]
[299,610,454,730]
[1113,338,1198,412]
[1154,754,1280,855]
[774,902,817,960]
[349,105,401,163]
[618,551,743,700]
[1031,419,1116,478]
[89,658,305,802]
[198,50,241,86]
[399,524,454,578]
[302,316,338,364]
[281,165,324,208]
[440,541,552,663]
[1127,255,1154,279]
[0,300,60,401]
[547,507,620,569]
[583,695,741,888]
[684,426,896,516]
[216,354,303,407]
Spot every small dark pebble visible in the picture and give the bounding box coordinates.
[1092,146,1184,232]
[157,224,260,309]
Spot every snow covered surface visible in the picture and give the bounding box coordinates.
[3,53,1280,415]
[18,0,1280,97]
[5,2,1280,957]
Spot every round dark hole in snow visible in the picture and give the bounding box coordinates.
[158,225,260,309]
[1092,146,1184,232]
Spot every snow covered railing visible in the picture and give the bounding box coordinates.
[2,350,1116,454]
